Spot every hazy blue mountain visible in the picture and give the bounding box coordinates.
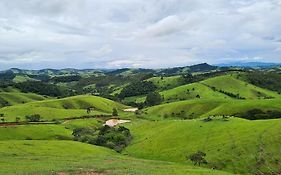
[216,62,281,68]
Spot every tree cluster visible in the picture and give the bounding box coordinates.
[118,81,157,99]
[25,114,41,122]
[245,71,281,93]
[51,75,81,83]
[14,81,71,97]
[145,91,163,106]
[210,86,245,99]
[236,109,281,120]
[72,125,132,152]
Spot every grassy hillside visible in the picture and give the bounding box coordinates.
[142,99,281,120]
[0,86,20,93]
[0,95,126,122]
[125,118,281,174]
[0,92,47,107]
[12,75,38,83]
[122,73,281,104]
[32,95,126,111]
[161,82,230,102]
[202,75,280,99]
[63,118,102,130]
[0,124,72,140]
[0,140,229,175]
[147,75,185,90]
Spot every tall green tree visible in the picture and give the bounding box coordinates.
[112,108,119,116]
[188,151,207,166]
[145,91,163,106]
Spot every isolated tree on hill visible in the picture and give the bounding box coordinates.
[188,151,207,166]
[25,114,41,122]
[112,108,119,116]
[145,91,163,106]
[15,117,20,123]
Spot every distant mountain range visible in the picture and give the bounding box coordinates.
[1,62,280,78]
[0,63,219,76]
[216,62,281,68]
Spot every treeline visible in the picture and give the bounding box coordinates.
[209,86,246,99]
[50,75,81,83]
[73,125,132,152]
[236,109,281,120]
[13,81,71,97]
[244,71,281,93]
[0,71,16,81]
[118,81,157,99]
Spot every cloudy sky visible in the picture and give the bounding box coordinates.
[0,0,281,70]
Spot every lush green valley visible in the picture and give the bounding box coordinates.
[0,64,281,174]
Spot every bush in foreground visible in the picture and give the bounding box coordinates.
[72,125,132,152]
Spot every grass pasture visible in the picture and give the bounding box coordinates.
[160,82,230,102]
[142,98,281,120]
[0,140,229,175]
[202,75,280,99]
[0,92,47,107]
[125,118,281,174]
[0,95,126,122]
[147,75,185,90]
[0,124,72,140]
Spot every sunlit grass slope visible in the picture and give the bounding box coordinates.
[124,73,281,104]
[143,99,281,119]
[0,124,72,140]
[202,75,280,99]
[0,92,47,106]
[125,118,281,174]
[0,95,127,122]
[160,82,230,102]
[147,75,184,90]
[0,140,230,175]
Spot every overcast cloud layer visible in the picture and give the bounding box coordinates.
[0,0,281,69]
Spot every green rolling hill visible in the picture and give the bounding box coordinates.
[160,82,230,102]
[201,74,280,99]
[124,118,281,174]
[1,67,281,175]
[0,95,127,122]
[0,140,229,175]
[143,98,281,120]
[147,75,185,90]
[122,74,281,105]
[0,92,47,107]
[0,124,72,140]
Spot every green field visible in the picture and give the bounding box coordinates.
[0,92,47,107]
[0,140,229,175]
[0,124,72,140]
[201,75,280,99]
[12,75,38,83]
[147,75,185,90]
[1,69,281,174]
[124,118,281,174]
[0,95,126,122]
[160,82,230,102]
[143,98,281,119]
[122,74,281,105]
[63,118,102,130]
